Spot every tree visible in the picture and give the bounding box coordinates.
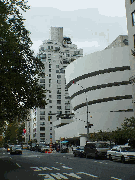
[0,1,47,126]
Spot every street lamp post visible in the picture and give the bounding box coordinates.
[79,85,93,140]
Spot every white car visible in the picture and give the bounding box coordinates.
[107,145,135,163]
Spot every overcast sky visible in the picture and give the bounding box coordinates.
[22,0,127,56]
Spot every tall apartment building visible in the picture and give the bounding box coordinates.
[25,27,83,144]
[125,0,135,116]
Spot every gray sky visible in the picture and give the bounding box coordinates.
[22,0,127,55]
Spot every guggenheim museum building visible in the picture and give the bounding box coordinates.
[54,35,134,144]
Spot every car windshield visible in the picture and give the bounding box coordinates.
[96,143,110,148]
[121,147,135,152]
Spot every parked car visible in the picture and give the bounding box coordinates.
[30,143,36,151]
[7,145,14,152]
[22,144,28,150]
[41,145,50,153]
[73,146,86,157]
[84,141,110,159]
[37,144,46,152]
[107,145,135,163]
[10,145,22,155]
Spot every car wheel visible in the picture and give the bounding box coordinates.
[74,153,76,157]
[121,156,125,163]
[86,154,89,159]
[109,154,113,161]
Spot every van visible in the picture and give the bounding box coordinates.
[84,142,110,159]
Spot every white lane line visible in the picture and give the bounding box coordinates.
[77,172,98,178]
[111,177,122,180]
[62,166,72,170]
[16,163,21,168]
[51,167,60,170]
[63,173,81,179]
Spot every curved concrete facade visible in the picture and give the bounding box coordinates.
[57,46,134,139]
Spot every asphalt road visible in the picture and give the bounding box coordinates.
[0,148,135,180]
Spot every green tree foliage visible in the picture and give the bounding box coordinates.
[0,0,46,125]
[89,117,135,146]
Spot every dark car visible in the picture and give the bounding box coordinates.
[30,143,36,151]
[10,145,22,155]
[84,142,110,159]
[7,145,14,152]
[73,146,86,157]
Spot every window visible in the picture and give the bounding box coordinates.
[57,95,61,99]
[57,85,61,89]
[57,75,61,79]
[56,65,59,68]
[40,84,45,89]
[57,80,61,84]
[49,100,52,103]
[51,46,53,49]
[60,69,65,73]
[48,54,51,58]
[40,127,45,131]
[57,90,61,94]
[49,69,51,72]
[65,111,70,114]
[49,79,51,83]
[49,64,51,68]
[66,54,70,57]
[132,11,135,26]
[49,84,51,87]
[40,111,45,115]
[49,74,51,77]
[49,95,52,98]
[48,46,50,49]
[57,106,61,110]
[65,105,70,110]
[57,100,61,104]
[40,116,45,120]
[40,138,45,142]
[40,79,45,83]
[48,59,51,63]
[50,127,52,130]
[40,122,45,125]
[40,47,44,51]
[56,70,59,73]
[49,106,52,108]
[50,122,52,124]
[40,133,45,137]
[50,133,52,135]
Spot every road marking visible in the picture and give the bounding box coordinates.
[3,153,5,154]
[38,174,55,179]
[62,166,72,170]
[51,167,60,170]
[63,173,81,179]
[56,162,59,163]
[16,163,21,168]
[99,162,103,163]
[51,173,68,179]
[30,167,42,171]
[40,167,53,171]
[77,172,98,178]
[111,177,122,180]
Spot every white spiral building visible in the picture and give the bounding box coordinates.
[55,36,134,142]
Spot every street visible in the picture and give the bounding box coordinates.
[0,148,135,180]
